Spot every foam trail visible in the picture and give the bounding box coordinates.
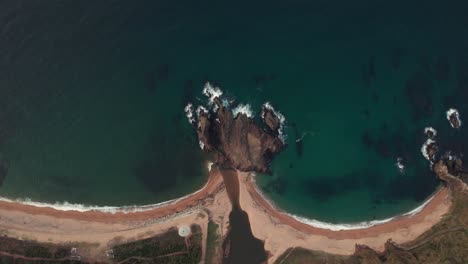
[421,138,436,161]
[395,157,405,173]
[232,104,253,118]
[250,174,438,231]
[184,103,195,125]
[0,171,213,213]
[446,108,462,128]
[202,82,223,105]
[262,102,287,142]
[424,127,437,138]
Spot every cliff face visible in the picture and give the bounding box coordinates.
[191,97,285,173]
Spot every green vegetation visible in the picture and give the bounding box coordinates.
[205,221,221,264]
[275,180,468,264]
[112,225,203,264]
[274,248,348,264]
[0,236,73,260]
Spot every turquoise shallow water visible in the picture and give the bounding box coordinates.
[0,1,467,222]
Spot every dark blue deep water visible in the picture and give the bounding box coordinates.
[0,0,467,222]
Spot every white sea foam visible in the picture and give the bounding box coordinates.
[0,178,212,213]
[395,157,405,173]
[262,102,287,143]
[184,103,195,125]
[0,173,438,232]
[195,106,209,128]
[232,104,253,118]
[424,127,437,138]
[199,140,205,150]
[446,108,462,128]
[250,173,438,231]
[421,138,436,161]
[207,162,214,172]
[202,82,223,105]
[196,105,208,116]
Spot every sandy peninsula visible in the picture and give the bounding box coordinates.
[0,166,451,263]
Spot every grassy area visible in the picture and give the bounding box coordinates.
[0,236,72,259]
[274,179,468,264]
[205,220,221,264]
[274,248,348,264]
[112,224,203,264]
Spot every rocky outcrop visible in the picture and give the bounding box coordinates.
[186,85,286,174]
[194,98,285,173]
[262,107,281,135]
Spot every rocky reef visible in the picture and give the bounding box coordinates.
[185,83,286,173]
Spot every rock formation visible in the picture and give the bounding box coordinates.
[186,84,286,173]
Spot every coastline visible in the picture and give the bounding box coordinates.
[0,167,451,262]
[249,173,444,231]
[243,171,450,239]
[240,170,451,260]
[0,168,449,231]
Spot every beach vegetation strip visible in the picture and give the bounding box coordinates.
[112,224,202,263]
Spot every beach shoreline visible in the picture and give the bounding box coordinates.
[0,168,452,262]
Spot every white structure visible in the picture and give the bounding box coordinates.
[178,225,191,237]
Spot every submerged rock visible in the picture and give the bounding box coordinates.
[0,158,8,187]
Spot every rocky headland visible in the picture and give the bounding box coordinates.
[186,83,286,173]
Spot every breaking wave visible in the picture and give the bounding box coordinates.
[250,174,439,231]
[262,102,287,143]
[421,138,436,161]
[202,82,223,105]
[0,166,214,214]
[446,108,462,128]
[232,103,253,118]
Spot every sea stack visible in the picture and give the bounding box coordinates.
[185,83,286,173]
[446,108,461,128]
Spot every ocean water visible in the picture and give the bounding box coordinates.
[0,0,467,222]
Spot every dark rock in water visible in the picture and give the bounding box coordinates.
[389,47,405,70]
[194,98,285,173]
[265,177,288,195]
[369,55,376,82]
[362,131,373,148]
[419,56,433,76]
[375,139,391,158]
[156,64,171,82]
[251,73,279,86]
[181,79,195,106]
[145,71,158,92]
[434,56,450,81]
[363,108,370,118]
[262,106,281,135]
[0,159,8,187]
[145,64,172,92]
[404,71,434,121]
[424,141,439,162]
[457,58,468,92]
[447,109,461,129]
[362,56,377,88]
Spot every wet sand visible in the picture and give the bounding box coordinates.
[240,171,451,262]
[0,168,452,263]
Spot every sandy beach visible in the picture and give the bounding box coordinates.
[0,168,451,263]
[239,172,451,262]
